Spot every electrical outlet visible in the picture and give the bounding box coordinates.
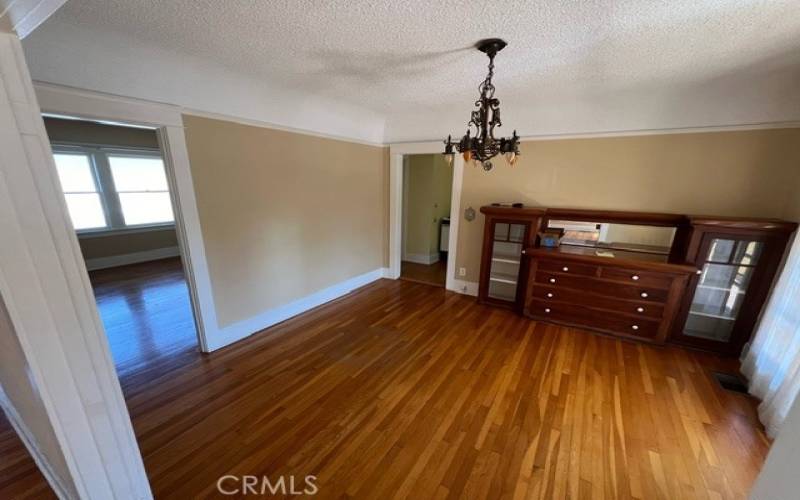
[458,267,467,277]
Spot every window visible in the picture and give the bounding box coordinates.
[53,153,107,230]
[108,155,174,225]
[52,146,174,232]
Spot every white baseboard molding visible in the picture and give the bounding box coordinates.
[0,387,71,500]
[403,253,440,265]
[208,267,390,351]
[448,279,479,296]
[84,246,180,271]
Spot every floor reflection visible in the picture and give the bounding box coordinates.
[89,257,197,379]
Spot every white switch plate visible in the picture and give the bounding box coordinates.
[458,267,466,277]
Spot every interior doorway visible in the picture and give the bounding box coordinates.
[44,115,200,377]
[400,154,454,287]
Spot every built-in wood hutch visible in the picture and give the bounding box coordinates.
[478,205,797,356]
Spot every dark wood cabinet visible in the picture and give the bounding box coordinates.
[477,206,797,355]
[477,206,545,311]
[524,246,693,344]
[669,217,797,355]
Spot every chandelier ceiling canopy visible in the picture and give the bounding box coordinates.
[443,38,520,171]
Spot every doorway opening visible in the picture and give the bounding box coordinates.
[44,115,200,378]
[400,154,453,287]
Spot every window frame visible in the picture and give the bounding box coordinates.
[52,143,176,235]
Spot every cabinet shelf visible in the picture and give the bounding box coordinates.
[489,273,518,285]
[688,310,736,321]
[696,284,746,295]
[492,255,521,265]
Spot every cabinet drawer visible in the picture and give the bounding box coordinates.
[599,267,673,289]
[529,284,664,319]
[535,271,668,303]
[528,299,661,339]
[536,259,598,277]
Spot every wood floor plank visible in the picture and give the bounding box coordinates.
[0,260,771,499]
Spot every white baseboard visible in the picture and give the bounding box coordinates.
[208,267,389,351]
[403,253,440,265]
[0,387,71,499]
[84,246,180,271]
[448,279,479,296]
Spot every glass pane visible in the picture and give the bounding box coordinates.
[64,193,106,230]
[509,224,525,243]
[119,192,174,225]
[707,238,763,265]
[691,270,752,318]
[494,223,509,241]
[53,154,96,192]
[489,238,522,302]
[699,263,755,290]
[707,239,735,263]
[683,258,757,342]
[732,240,762,266]
[488,280,517,301]
[109,156,168,192]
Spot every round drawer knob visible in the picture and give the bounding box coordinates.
[636,307,645,313]
[546,293,554,298]
[544,308,551,313]
[562,266,569,272]
[631,325,640,331]
[631,275,640,281]
[696,269,703,275]
[549,278,556,283]
[640,292,649,298]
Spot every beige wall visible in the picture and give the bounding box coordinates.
[782,165,800,221]
[182,114,388,327]
[0,296,76,497]
[403,154,453,259]
[456,128,800,282]
[78,229,178,260]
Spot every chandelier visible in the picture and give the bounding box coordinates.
[443,38,520,171]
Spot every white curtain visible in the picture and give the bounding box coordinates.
[742,233,800,438]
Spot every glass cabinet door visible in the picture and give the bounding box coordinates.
[682,238,762,342]
[487,222,526,302]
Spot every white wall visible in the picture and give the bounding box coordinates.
[751,395,800,499]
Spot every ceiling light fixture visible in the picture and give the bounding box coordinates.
[443,38,520,171]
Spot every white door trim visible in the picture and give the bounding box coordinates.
[34,81,215,352]
[0,32,152,498]
[388,142,465,293]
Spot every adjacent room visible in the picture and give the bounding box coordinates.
[1,1,800,500]
[401,153,453,287]
[44,116,199,378]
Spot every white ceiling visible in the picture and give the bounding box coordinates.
[21,0,800,143]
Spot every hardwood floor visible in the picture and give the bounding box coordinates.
[89,257,199,380]
[401,259,448,287]
[0,412,56,500]
[1,275,769,499]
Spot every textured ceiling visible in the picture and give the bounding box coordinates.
[22,0,800,142]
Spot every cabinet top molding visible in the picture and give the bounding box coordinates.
[480,205,797,233]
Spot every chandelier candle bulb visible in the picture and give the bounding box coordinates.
[443,38,520,172]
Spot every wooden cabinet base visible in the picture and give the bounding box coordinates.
[523,248,693,344]
[477,206,797,354]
